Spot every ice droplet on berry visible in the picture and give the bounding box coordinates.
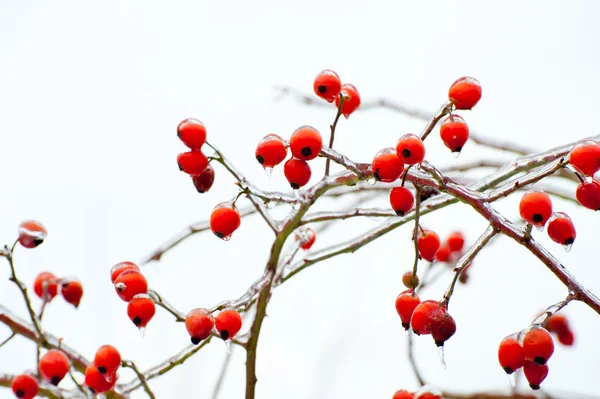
[535,224,544,232]
[264,166,273,177]
[507,371,518,387]
[104,373,114,383]
[292,202,301,211]
[452,150,461,158]
[223,339,233,353]
[139,327,146,338]
[563,242,573,252]
[437,345,447,369]
[293,189,301,199]
[222,235,232,242]
[586,175,593,183]
[367,177,376,185]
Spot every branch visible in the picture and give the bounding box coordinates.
[122,360,156,399]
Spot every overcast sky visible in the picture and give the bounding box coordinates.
[1,1,600,398]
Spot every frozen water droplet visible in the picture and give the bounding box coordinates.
[222,235,232,242]
[139,327,146,338]
[507,371,517,388]
[264,166,273,177]
[223,339,232,353]
[535,224,544,232]
[265,200,276,209]
[585,175,593,183]
[104,373,114,383]
[367,177,376,185]
[563,243,573,252]
[437,345,447,369]
[452,150,461,158]
[293,189,301,199]
[292,202,301,211]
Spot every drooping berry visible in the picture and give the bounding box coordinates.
[284,158,312,189]
[575,179,600,211]
[289,126,322,161]
[127,293,156,328]
[440,115,469,155]
[255,134,288,169]
[215,309,242,340]
[523,360,549,390]
[545,313,570,336]
[446,231,465,252]
[434,245,451,262]
[210,202,241,240]
[558,329,574,346]
[410,300,445,336]
[498,334,525,374]
[11,374,38,399]
[39,349,69,386]
[61,280,84,308]
[191,164,215,193]
[84,362,116,394]
[417,230,440,262]
[395,290,421,330]
[372,148,404,182]
[569,140,600,177]
[396,134,425,165]
[313,70,342,103]
[448,77,482,110]
[389,186,414,216]
[401,271,419,289]
[33,272,58,301]
[522,326,554,365]
[393,390,414,399]
[430,311,456,346]
[177,118,207,150]
[335,83,361,119]
[547,212,576,247]
[18,220,47,249]
[519,191,553,228]
[177,151,209,176]
[295,228,316,250]
[94,345,121,376]
[185,308,215,345]
[114,270,148,302]
[110,261,140,284]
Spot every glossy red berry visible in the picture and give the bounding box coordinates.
[401,271,419,289]
[523,326,554,365]
[395,290,421,330]
[127,293,156,328]
[393,390,414,399]
[440,115,469,154]
[313,70,342,103]
[448,77,482,110]
[569,140,600,177]
[417,230,440,262]
[410,300,445,336]
[114,270,148,302]
[446,231,465,252]
[94,345,121,375]
[498,335,524,374]
[110,261,140,284]
[396,134,425,165]
[296,228,316,250]
[558,329,574,346]
[389,186,414,216]
[519,191,553,227]
[210,202,241,240]
[284,158,312,189]
[547,212,576,247]
[61,280,83,308]
[39,349,69,385]
[84,362,116,394]
[191,164,215,193]
[33,272,58,301]
[434,245,451,262]
[545,313,570,336]
[372,148,404,182]
[177,118,207,150]
[414,386,443,399]
[11,374,38,399]
[177,151,208,176]
[335,83,361,119]
[215,309,242,340]
[576,179,600,210]
[185,308,215,345]
[430,311,456,346]
[289,126,322,161]
[18,220,47,249]
[255,134,288,169]
[523,360,549,390]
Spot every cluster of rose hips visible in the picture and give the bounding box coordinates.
[110,261,156,330]
[392,385,443,399]
[519,191,576,249]
[185,307,242,344]
[570,139,600,211]
[176,118,215,193]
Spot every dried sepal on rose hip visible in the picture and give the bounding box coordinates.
[127,293,156,328]
[192,164,215,193]
[11,374,39,399]
[177,151,209,176]
[498,333,525,374]
[576,179,600,211]
[60,279,84,308]
[255,134,288,170]
[177,118,207,151]
[335,83,361,119]
[396,134,425,165]
[448,76,482,110]
[395,289,421,330]
[94,345,121,376]
[519,190,553,228]
[372,148,404,182]
[439,114,469,156]
[215,309,242,340]
[568,139,600,177]
[33,272,59,301]
[39,349,69,386]
[389,186,414,216]
[114,269,148,302]
[18,220,47,249]
[522,325,554,365]
[84,362,117,394]
[289,126,322,161]
[284,158,312,189]
[417,230,440,262]
[546,212,576,249]
[210,201,241,240]
[185,308,215,345]
[295,228,316,250]
[313,70,342,103]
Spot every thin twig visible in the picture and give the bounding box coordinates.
[122,360,156,399]
[324,94,345,176]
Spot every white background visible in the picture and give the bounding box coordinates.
[1,1,600,398]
